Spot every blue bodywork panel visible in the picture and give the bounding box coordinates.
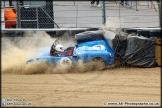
[26,40,115,66]
[73,40,114,64]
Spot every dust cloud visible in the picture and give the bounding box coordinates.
[100,17,123,33]
[2,31,108,75]
[2,31,53,74]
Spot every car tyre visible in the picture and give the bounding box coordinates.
[69,29,85,36]
[75,30,104,43]
[124,28,138,35]
[137,30,151,37]
[149,30,161,38]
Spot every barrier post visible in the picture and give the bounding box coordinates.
[102,0,106,25]
[1,7,5,29]
[16,1,21,28]
[158,1,161,27]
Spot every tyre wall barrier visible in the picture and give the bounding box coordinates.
[122,28,161,38]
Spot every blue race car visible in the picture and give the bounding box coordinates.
[26,30,115,69]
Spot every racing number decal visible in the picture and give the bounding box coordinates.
[63,59,70,65]
[59,57,72,67]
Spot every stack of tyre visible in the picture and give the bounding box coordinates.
[121,28,161,67]
[75,28,161,67]
[123,28,161,38]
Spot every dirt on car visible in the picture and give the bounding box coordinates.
[1,31,160,107]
